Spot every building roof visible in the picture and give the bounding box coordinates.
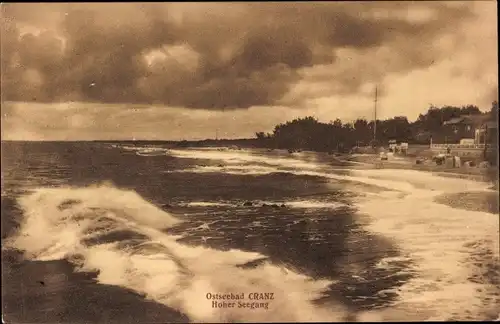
[463,114,490,124]
[443,114,493,126]
[443,117,464,125]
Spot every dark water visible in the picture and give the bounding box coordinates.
[1,141,413,323]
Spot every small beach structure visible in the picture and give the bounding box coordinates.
[430,114,497,159]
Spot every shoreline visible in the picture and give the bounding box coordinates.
[170,145,499,189]
[433,191,499,215]
[203,146,499,214]
[170,144,496,181]
[342,153,498,185]
[338,153,499,214]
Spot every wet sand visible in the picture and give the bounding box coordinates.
[345,154,497,183]
[434,191,499,215]
[343,154,499,215]
[2,249,189,324]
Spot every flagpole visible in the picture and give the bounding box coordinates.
[373,86,378,143]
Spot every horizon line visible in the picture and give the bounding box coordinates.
[0,138,257,142]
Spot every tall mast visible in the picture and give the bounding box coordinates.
[373,86,378,142]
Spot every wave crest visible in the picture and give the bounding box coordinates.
[5,184,357,322]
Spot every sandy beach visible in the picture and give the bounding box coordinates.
[342,153,499,215]
[346,153,495,180]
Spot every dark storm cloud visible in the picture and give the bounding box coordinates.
[1,2,476,109]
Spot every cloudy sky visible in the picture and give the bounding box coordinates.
[1,2,497,140]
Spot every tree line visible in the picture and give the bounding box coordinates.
[255,102,498,153]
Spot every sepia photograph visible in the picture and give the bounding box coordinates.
[1,2,499,323]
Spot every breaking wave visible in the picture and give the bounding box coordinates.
[6,146,499,321]
[167,149,322,170]
[5,184,361,322]
[163,148,499,320]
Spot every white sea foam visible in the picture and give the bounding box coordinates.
[136,150,169,157]
[262,200,346,210]
[6,184,355,322]
[168,149,322,170]
[117,145,169,156]
[182,200,347,210]
[184,201,235,207]
[168,163,418,197]
[6,147,499,321]
[163,150,425,194]
[168,165,280,176]
[347,169,500,321]
[348,168,490,193]
[181,148,499,321]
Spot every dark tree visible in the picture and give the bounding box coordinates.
[254,103,493,154]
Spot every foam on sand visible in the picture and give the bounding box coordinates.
[349,169,500,321]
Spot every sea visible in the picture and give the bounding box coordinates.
[1,141,499,323]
